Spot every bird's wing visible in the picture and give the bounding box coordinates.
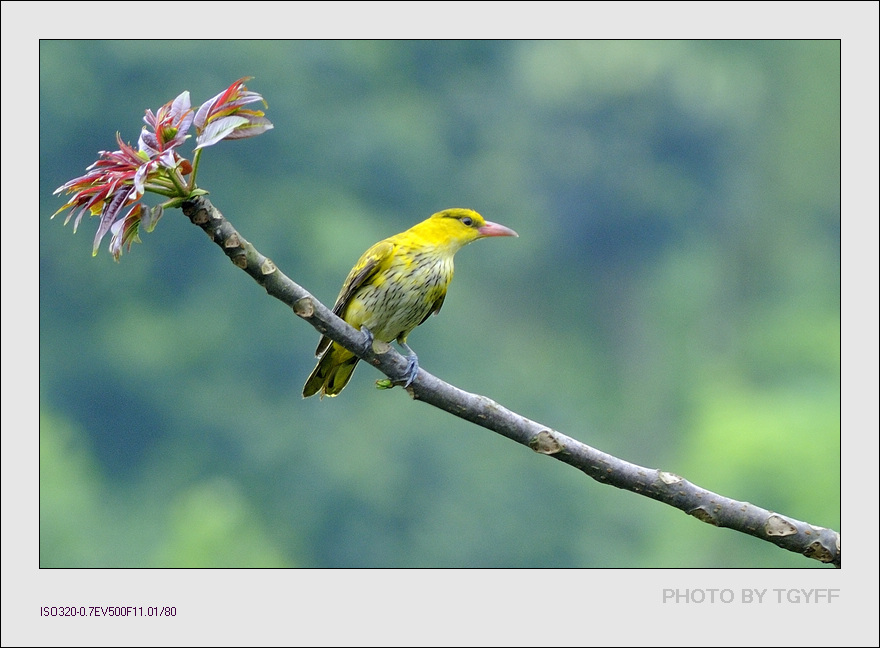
[418,292,446,326]
[333,240,394,316]
[314,240,395,356]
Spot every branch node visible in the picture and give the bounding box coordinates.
[803,539,836,564]
[260,258,277,275]
[529,430,564,455]
[688,507,720,526]
[293,297,315,318]
[658,471,682,485]
[190,207,209,225]
[764,514,797,537]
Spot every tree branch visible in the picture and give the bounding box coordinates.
[181,195,841,568]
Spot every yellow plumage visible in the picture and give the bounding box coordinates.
[303,208,517,398]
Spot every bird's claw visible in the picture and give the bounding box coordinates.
[399,342,419,388]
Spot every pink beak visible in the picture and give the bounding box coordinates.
[478,220,519,238]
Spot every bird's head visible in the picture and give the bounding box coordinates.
[415,208,518,252]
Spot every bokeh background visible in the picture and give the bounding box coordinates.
[39,40,840,568]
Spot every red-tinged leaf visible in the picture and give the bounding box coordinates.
[92,186,134,256]
[169,91,192,123]
[193,98,214,132]
[194,115,250,149]
[156,150,179,171]
[221,115,274,140]
[109,204,144,261]
[70,207,88,231]
[213,92,267,115]
[216,77,254,107]
[142,91,193,154]
[139,129,161,156]
[194,77,262,133]
[133,162,152,196]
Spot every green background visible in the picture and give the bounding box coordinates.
[39,40,840,567]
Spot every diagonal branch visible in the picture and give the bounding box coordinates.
[181,195,841,568]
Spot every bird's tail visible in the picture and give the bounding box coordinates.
[302,344,360,398]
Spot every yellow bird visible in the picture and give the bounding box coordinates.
[303,208,518,398]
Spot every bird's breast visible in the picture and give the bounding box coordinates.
[344,251,454,341]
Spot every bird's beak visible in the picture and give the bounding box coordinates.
[478,220,519,238]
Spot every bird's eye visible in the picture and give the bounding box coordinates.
[460,216,473,227]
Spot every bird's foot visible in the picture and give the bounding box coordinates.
[398,342,419,388]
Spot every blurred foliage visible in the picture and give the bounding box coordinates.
[39,40,840,567]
